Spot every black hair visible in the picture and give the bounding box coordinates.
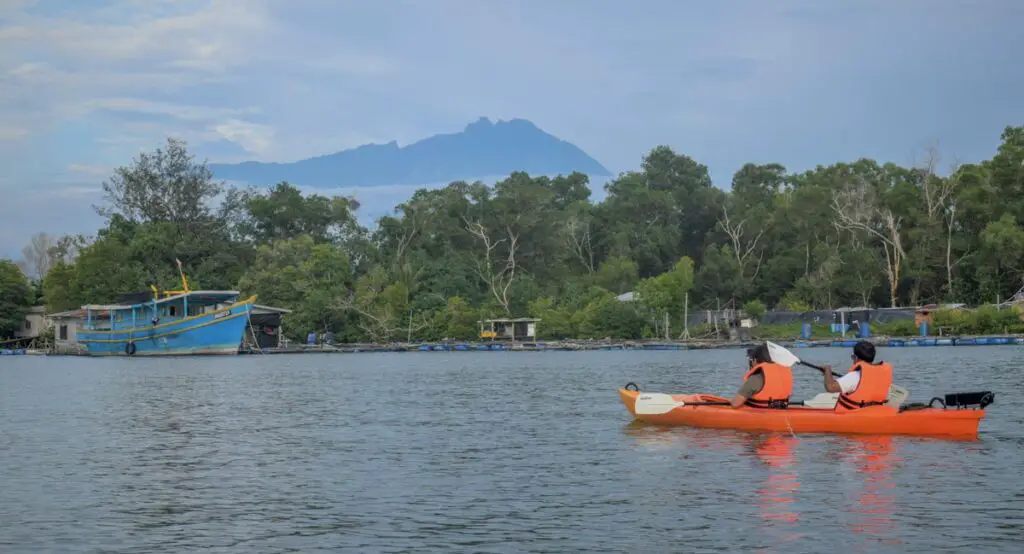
[747,343,772,364]
[853,340,876,363]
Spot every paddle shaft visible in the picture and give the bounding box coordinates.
[765,341,842,377]
[799,360,842,378]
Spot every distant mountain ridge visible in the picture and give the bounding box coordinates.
[208,117,612,188]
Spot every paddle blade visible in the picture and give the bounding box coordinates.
[802,392,839,409]
[888,385,909,406]
[634,393,686,415]
[766,341,800,367]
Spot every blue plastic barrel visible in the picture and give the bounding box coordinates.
[859,322,871,338]
[919,321,928,337]
[801,323,812,339]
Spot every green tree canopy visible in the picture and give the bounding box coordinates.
[0,260,33,338]
[26,125,1024,341]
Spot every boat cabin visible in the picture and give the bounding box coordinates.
[81,290,243,332]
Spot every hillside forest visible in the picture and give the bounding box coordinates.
[3,125,1024,342]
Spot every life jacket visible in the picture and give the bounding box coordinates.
[836,361,893,411]
[742,362,793,408]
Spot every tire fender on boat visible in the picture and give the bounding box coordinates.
[125,342,137,356]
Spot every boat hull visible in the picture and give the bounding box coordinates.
[78,298,254,357]
[618,388,985,440]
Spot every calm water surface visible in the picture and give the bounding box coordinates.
[1,347,1022,553]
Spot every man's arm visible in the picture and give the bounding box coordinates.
[823,365,860,393]
[730,372,763,408]
[822,364,842,393]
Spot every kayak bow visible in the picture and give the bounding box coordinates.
[619,383,992,441]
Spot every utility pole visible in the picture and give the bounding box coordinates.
[680,292,691,340]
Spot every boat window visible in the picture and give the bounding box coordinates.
[169,305,178,317]
[59,325,68,340]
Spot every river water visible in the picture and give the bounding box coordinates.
[1,347,1021,553]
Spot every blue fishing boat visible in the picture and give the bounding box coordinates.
[76,261,256,356]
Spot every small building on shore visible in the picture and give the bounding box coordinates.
[246,304,293,349]
[47,308,89,353]
[15,306,50,339]
[478,317,540,341]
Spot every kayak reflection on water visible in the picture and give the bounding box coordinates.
[751,435,801,529]
[749,434,900,549]
[841,435,901,544]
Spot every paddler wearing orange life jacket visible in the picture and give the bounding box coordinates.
[820,340,893,411]
[729,343,794,409]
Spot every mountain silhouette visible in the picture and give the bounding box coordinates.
[208,117,612,188]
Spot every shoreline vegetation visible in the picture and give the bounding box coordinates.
[24,311,1024,356]
[3,124,1024,348]
[27,333,1024,357]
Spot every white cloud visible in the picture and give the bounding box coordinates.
[0,1,267,69]
[66,164,111,177]
[52,185,104,199]
[0,126,27,141]
[0,0,1021,260]
[81,97,260,121]
[209,119,275,157]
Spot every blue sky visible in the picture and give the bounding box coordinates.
[1,0,1022,260]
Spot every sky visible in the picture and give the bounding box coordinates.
[1,0,1023,260]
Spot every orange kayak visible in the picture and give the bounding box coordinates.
[618,387,991,440]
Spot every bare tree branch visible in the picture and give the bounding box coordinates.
[717,206,766,282]
[19,232,57,280]
[915,144,961,221]
[565,215,596,274]
[463,216,520,314]
[393,203,422,264]
[832,183,907,307]
[334,292,430,343]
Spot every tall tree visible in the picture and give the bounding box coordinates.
[0,260,33,338]
[17,232,58,280]
[96,137,222,225]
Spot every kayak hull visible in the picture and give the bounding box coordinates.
[618,388,985,440]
